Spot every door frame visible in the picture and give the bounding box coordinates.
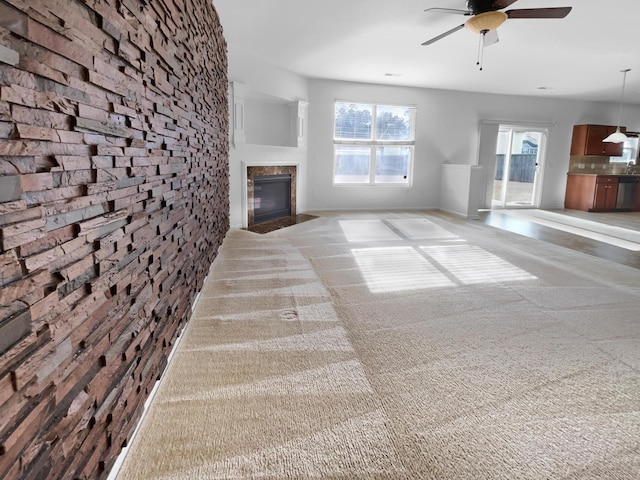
[477,119,555,210]
[493,124,548,209]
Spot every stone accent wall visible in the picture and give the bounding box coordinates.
[0,0,229,478]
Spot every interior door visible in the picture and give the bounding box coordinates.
[492,126,546,208]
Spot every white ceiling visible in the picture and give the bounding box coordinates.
[213,0,640,105]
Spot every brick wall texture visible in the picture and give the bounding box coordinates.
[0,0,229,477]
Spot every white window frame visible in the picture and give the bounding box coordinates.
[333,101,416,186]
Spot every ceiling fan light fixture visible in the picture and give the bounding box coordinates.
[603,68,631,144]
[464,11,508,33]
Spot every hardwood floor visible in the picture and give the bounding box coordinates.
[480,209,640,270]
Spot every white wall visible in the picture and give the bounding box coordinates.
[227,48,308,104]
[306,79,640,211]
[440,164,483,218]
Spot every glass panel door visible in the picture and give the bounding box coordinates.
[493,126,546,208]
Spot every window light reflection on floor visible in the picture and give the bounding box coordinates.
[387,218,460,240]
[421,244,537,285]
[339,220,401,242]
[352,247,455,293]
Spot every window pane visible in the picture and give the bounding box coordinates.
[375,146,411,184]
[375,106,415,141]
[334,103,372,140]
[334,146,370,184]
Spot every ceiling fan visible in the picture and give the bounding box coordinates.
[422,0,572,52]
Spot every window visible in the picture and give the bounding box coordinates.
[610,136,639,163]
[333,102,416,185]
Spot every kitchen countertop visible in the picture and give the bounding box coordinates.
[567,172,640,177]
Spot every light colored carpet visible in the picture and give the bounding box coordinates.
[115,211,640,480]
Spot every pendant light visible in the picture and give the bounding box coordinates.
[603,68,631,143]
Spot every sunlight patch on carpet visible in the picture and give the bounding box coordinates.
[387,218,460,240]
[184,326,354,353]
[422,244,537,284]
[161,359,374,402]
[220,281,331,298]
[352,246,455,293]
[339,219,402,242]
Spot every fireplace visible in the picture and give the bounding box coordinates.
[247,165,296,228]
[253,174,291,223]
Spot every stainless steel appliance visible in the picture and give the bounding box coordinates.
[616,176,639,209]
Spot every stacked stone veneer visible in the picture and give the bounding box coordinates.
[0,0,229,478]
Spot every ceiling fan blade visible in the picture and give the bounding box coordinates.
[492,0,519,9]
[484,29,499,46]
[424,7,470,15]
[506,7,572,19]
[421,24,465,46]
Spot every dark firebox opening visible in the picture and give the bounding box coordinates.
[253,174,292,224]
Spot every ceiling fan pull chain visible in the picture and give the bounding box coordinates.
[477,30,486,71]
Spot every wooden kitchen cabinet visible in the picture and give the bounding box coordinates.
[593,176,619,210]
[565,174,619,211]
[570,124,626,157]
